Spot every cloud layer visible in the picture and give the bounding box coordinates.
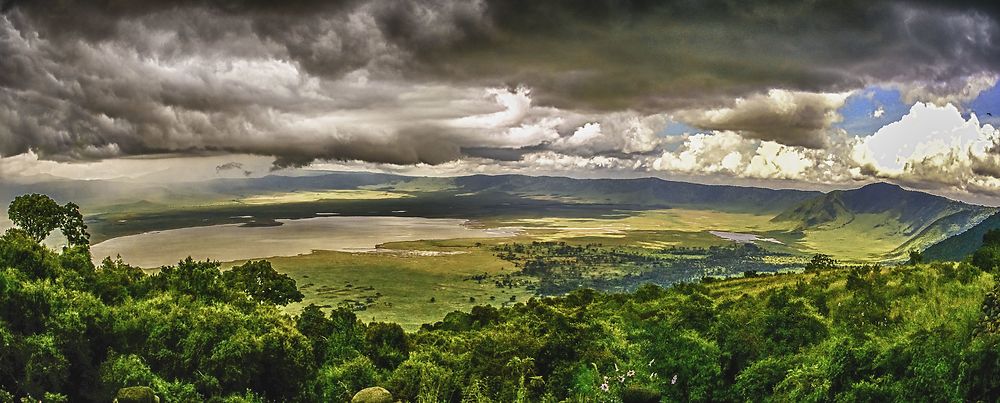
[2,0,1000,200]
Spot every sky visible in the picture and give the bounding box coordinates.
[2,1,1000,203]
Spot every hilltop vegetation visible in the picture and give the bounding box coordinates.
[4,194,1000,401]
[926,211,1000,262]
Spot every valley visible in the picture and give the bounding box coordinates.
[32,172,990,327]
[5,172,1000,399]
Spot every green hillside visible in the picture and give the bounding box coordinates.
[773,183,996,259]
[925,211,1000,261]
[772,192,852,229]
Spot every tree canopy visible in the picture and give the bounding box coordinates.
[8,194,89,246]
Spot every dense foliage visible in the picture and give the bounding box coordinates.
[3,196,1000,401]
[492,241,795,295]
[7,194,89,246]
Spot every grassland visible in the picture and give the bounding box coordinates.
[793,213,914,260]
[227,238,536,330]
[225,227,812,330]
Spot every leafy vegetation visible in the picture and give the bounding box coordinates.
[4,194,1000,401]
[492,241,797,295]
[8,194,89,246]
[925,211,1000,261]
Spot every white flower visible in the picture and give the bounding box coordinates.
[627,370,635,377]
[600,383,610,392]
[619,375,626,383]
[648,359,655,366]
[671,374,678,385]
[614,363,619,372]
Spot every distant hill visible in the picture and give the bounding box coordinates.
[772,192,852,228]
[204,172,822,213]
[924,211,1000,261]
[447,175,820,213]
[773,182,997,256]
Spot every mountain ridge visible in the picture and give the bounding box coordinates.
[924,211,1000,261]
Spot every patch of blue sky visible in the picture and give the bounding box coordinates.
[967,82,1000,126]
[835,87,908,137]
[659,120,700,136]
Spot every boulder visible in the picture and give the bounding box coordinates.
[351,386,393,403]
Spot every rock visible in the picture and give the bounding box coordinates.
[113,386,160,403]
[351,386,393,403]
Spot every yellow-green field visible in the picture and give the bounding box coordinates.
[227,238,535,330]
[792,213,913,260]
[510,208,783,232]
[238,189,412,204]
[501,208,790,243]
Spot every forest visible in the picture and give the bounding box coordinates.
[2,194,1000,402]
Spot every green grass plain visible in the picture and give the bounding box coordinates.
[88,189,944,329]
[793,213,916,260]
[226,239,536,330]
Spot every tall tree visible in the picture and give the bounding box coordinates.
[223,260,303,305]
[59,202,89,246]
[8,194,63,243]
[7,195,90,247]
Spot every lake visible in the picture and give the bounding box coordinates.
[90,216,517,267]
[709,230,783,244]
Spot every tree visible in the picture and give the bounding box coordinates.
[972,232,1000,272]
[155,257,227,300]
[297,305,334,365]
[223,260,303,305]
[984,229,1000,246]
[761,290,827,355]
[364,322,408,369]
[0,228,54,279]
[506,356,535,403]
[8,194,64,243]
[908,249,924,265]
[59,202,89,246]
[972,244,1000,272]
[7,195,89,247]
[805,254,837,273]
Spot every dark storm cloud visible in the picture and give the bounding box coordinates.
[7,0,999,107]
[673,91,850,149]
[1,0,999,167]
[436,0,1000,110]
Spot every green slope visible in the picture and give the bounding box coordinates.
[924,211,1000,261]
[772,182,996,259]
